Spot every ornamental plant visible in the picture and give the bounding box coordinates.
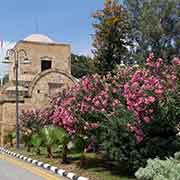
[135,152,180,180]
[20,107,52,135]
[123,54,180,143]
[50,73,128,163]
[51,74,123,135]
[20,54,180,173]
[100,106,145,174]
[20,107,52,151]
[51,54,180,142]
[101,55,180,174]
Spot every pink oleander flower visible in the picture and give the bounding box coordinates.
[112,88,117,93]
[146,53,155,67]
[154,89,164,95]
[172,57,180,66]
[144,116,151,123]
[155,58,163,68]
[82,77,90,92]
[134,127,144,143]
[144,96,156,105]
[37,53,179,144]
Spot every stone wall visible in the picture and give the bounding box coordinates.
[9,41,71,82]
[29,70,75,107]
[0,35,74,146]
[0,98,36,146]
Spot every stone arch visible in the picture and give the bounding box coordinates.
[28,69,76,97]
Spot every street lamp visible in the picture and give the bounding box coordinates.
[3,49,30,149]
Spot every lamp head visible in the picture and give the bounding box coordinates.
[23,58,30,64]
[5,56,9,60]
[2,56,11,64]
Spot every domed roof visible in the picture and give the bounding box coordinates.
[24,34,54,43]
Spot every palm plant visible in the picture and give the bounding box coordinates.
[40,126,57,158]
[55,128,70,164]
[30,133,43,155]
[40,126,70,160]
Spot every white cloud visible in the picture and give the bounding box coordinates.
[0,41,16,78]
[73,49,93,58]
[72,46,94,58]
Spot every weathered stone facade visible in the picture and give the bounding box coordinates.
[0,34,76,145]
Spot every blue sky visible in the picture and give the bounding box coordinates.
[0,0,105,54]
[0,0,105,77]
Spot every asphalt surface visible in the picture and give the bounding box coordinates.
[0,154,68,180]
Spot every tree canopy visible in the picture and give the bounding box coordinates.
[92,0,132,74]
[71,53,98,78]
[125,0,180,63]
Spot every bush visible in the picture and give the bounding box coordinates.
[100,55,180,174]
[100,81,180,175]
[4,130,16,147]
[135,153,180,180]
[100,108,146,174]
[20,55,180,175]
[140,90,180,159]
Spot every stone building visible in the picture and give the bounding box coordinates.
[0,34,76,145]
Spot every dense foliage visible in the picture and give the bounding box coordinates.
[100,108,145,174]
[124,0,180,63]
[135,152,180,180]
[19,54,180,172]
[71,53,98,78]
[4,1,180,179]
[92,0,132,73]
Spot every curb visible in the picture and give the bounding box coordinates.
[0,147,89,180]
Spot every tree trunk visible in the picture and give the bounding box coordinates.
[47,146,53,158]
[62,144,68,164]
[80,152,86,168]
[10,140,13,148]
[36,148,41,155]
[27,145,31,152]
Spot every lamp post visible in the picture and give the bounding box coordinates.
[3,49,30,149]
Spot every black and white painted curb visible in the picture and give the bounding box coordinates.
[0,147,89,180]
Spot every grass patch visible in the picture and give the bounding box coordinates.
[9,147,135,180]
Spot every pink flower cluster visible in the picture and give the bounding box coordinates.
[172,57,180,66]
[50,74,123,134]
[124,70,162,123]
[51,106,75,133]
[20,108,50,134]
[124,54,180,143]
[21,54,180,143]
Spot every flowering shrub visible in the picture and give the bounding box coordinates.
[123,54,180,143]
[51,74,124,136]
[20,54,180,173]
[100,107,145,174]
[20,107,52,137]
[21,109,42,135]
[50,54,180,142]
[101,55,180,174]
[21,54,180,137]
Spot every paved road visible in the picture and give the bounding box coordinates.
[0,154,68,180]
